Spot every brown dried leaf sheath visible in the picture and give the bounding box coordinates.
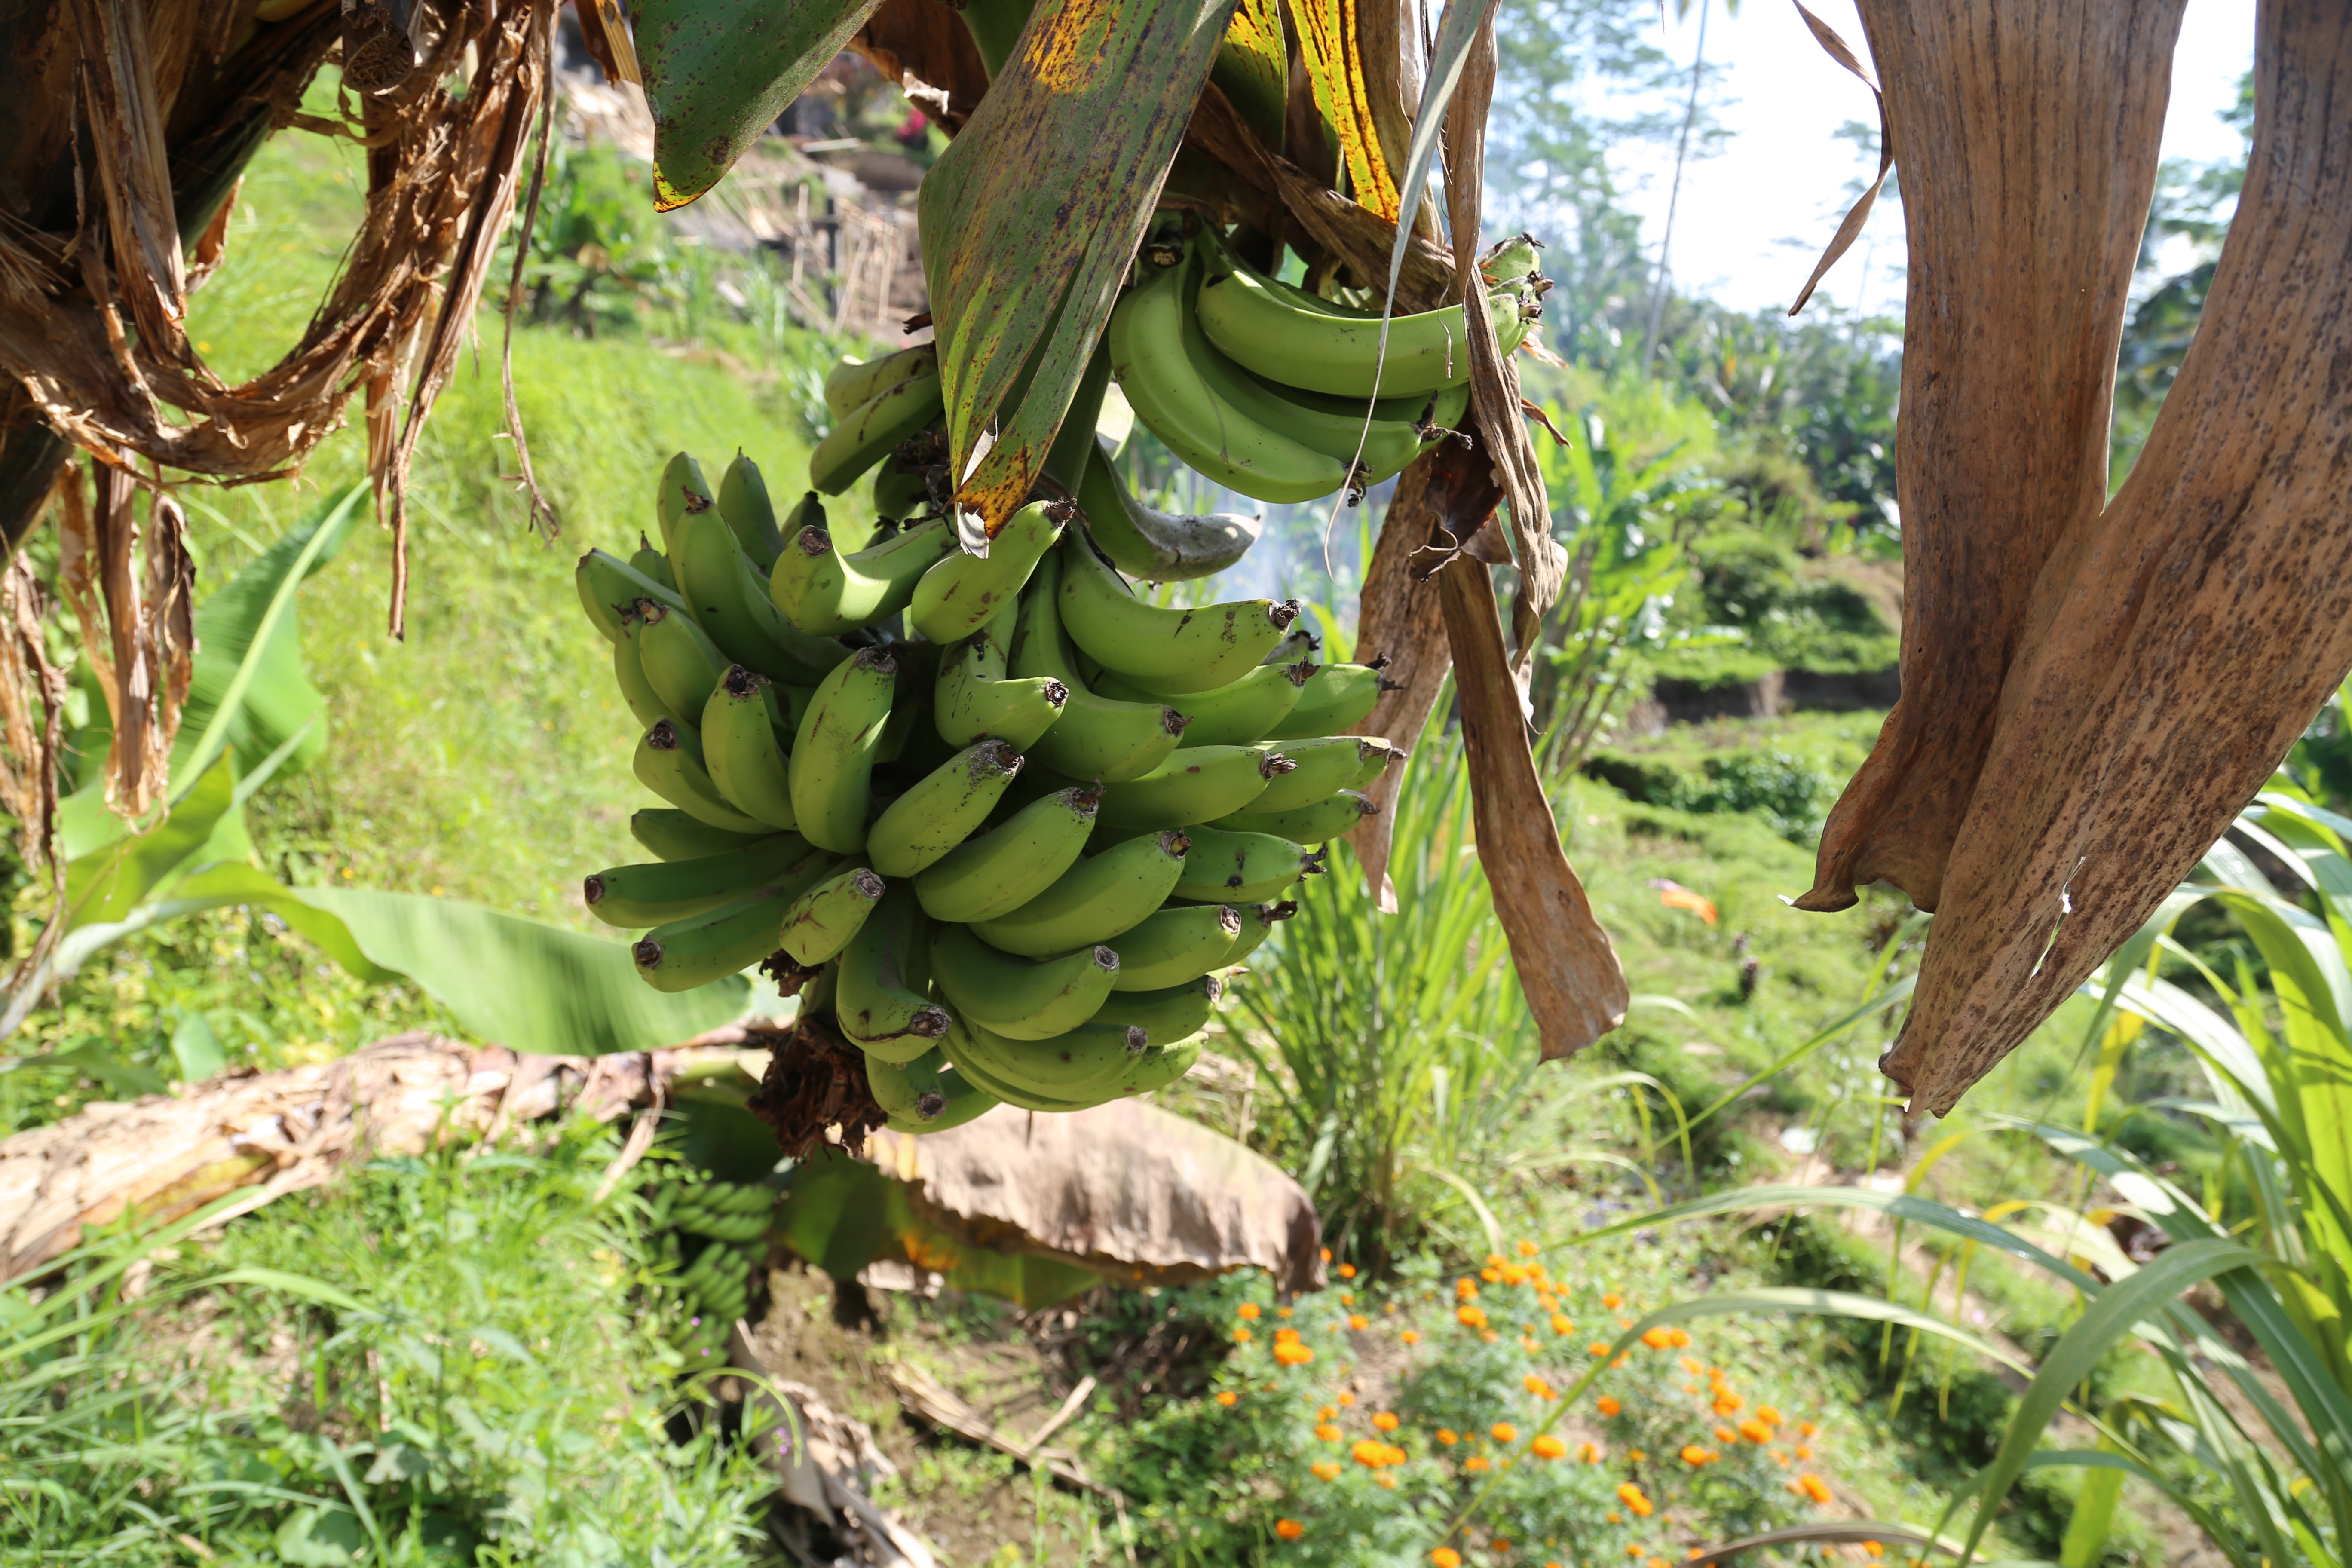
[1885,0,2352,1114]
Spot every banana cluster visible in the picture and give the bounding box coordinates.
[645,1173,774,1359]
[573,438,1403,1131]
[1107,230,1549,505]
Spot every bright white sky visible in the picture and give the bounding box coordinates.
[1604,0,2257,319]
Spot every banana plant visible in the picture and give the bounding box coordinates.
[3,485,749,1064]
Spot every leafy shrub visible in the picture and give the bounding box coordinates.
[1583,750,1831,842]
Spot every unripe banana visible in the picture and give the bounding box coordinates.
[1098,661,1311,748]
[769,518,955,636]
[867,1044,998,1131]
[938,1023,1100,1114]
[811,371,945,495]
[873,462,931,522]
[1008,553,1189,783]
[1221,899,1296,967]
[670,505,852,685]
[1171,826,1326,903]
[1092,973,1222,1042]
[578,548,686,641]
[1344,738,1406,792]
[867,739,1025,876]
[908,500,1063,645]
[788,647,898,852]
[630,533,677,593]
[931,925,1121,1041]
[1091,745,1291,833]
[1102,903,1241,991]
[778,866,886,965]
[718,450,787,570]
[1055,530,1296,695]
[1261,625,1320,666]
[1075,439,1261,583]
[654,451,714,555]
[1214,789,1377,845]
[631,808,776,862]
[960,1017,1149,1097]
[913,784,1100,923]
[1262,662,1397,741]
[613,610,677,731]
[636,721,768,834]
[824,343,939,419]
[838,883,954,1061]
[585,833,810,927]
[638,601,730,722]
[972,829,1188,957]
[1104,1035,1202,1097]
[633,885,792,992]
[936,600,1068,750]
[700,666,799,830]
[1245,734,1374,812]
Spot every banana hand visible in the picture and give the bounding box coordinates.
[1056,530,1295,695]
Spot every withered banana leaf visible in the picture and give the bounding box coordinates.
[920,0,1236,531]
[1881,0,2352,1114]
[1291,0,1403,220]
[637,0,889,211]
[1210,0,1286,155]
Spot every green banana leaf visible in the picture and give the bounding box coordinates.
[777,1154,1099,1308]
[919,0,1236,531]
[636,0,889,211]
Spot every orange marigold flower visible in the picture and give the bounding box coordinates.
[1602,1292,1623,1310]
[1680,1444,1709,1466]
[1597,1396,1622,1417]
[1274,1326,1301,1342]
[1235,1328,1255,1344]
[1310,1461,1341,1481]
[1757,1404,1783,1426]
[1609,1516,1624,1527]
[1864,1544,1884,1559]
[1641,1327,1676,1350]
[1482,1330,1502,1344]
[1276,1518,1305,1540]
[1464,1455,1490,1473]
[1353,1438,1388,1468]
[1796,1445,1813,1460]
[1338,1393,1357,1406]
[1314,1423,1342,1442]
[1278,1306,1294,1318]
[1377,1473,1397,1489]
[1628,1449,1646,1463]
[1532,1435,1568,1459]
[1739,1418,1772,1444]
[1321,1248,1332,1262]
[1349,1314,1370,1330]
[1372,1412,1400,1432]
[1617,1482,1654,1517]
[1339,1292,1355,1305]
[1456,1278,1479,1300]
[1337,1263,1357,1279]
[1589,1342,1611,1358]
[1551,1314,1575,1335]
[1499,1264,1528,1285]
[1238,1303,1261,1320]
[1437,1427,1458,1444]
[1274,1343,1314,1366]
[1713,1393,1743,1416]
[1650,1557,1671,1568]
[1402,1330,1422,1345]
[1798,1421,1816,1438]
[1679,1356,1703,1375]
[1216,1391,1239,1406]
[1613,1355,1630,1368]
[1578,1442,1604,1463]
[1524,1374,1552,1396]
[1319,1406,1337,1420]
[1715,1424,1738,1443]
[1799,1473,1832,1505]
[1518,1239,1539,1256]
[1458,1305,1490,1329]
[1384,1444,1408,1465]
[1667,1327,1692,1348]
[1490,1422,1518,1443]
[1684,1383,1703,1395]
[1432,1551,1464,1568]
[1482,1267,1502,1284]
[1617,1318,1635,1330]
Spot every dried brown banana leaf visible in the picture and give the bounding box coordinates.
[1887,0,2352,1114]
[1793,0,2184,916]
[1345,457,1453,912]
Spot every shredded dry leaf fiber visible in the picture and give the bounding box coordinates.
[1887,0,2352,1114]
[1795,0,2186,915]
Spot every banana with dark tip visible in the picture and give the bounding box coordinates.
[636,720,767,834]
[1170,826,1325,903]
[1098,661,1311,748]
[670,503,851,685]
[577,548,685,641]
[913,784,1101,923]
[824,343,939,419]
[654,452,714,555]
[628,534,677,593]
[1213,789,1378,845]
[769,517,956,636]
[867,739,1025,877]
[1102,903,1240,991]
[1092,973,1222,1042]
[788,647,899,853]
[1091,745,1291,833]
[838,882,954,1062]
[938,1022,1098,1114]
[1262,662,1398,741]
[718,450,787,570]
[908,500,1063,645]
[1221,900,1296,967]
[972,829,1188,957]
[638,600,730,723]
[632,883,796,993]
[962,1017,1150,1098]
[867,1044,998,1132]
[1244,734,1371,812]
[701,667,799,831]
[936,600,1068,750]
[811,371,945,495]
[1008,552,1189,783]
[1055,531,1296,695]
[778,867,885,965]
[930,926,1121,1041]
[613,609,676,731]
[584,833,809,927]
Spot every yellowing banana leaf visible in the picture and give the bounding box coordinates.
[1291,0,1401,219]
[635,0,890,211]
[1210,0,1287,154]
[776,1154,1101,1308]
[919,0,1236,531]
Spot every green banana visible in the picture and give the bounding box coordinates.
[768,517,956,636]
[1092,974,1222,1042]
[1214,789,1377,844]
[584,833,809,927]
[700,667,799,831]
[867,739,1025,877]
[824,344,939,419]
[1261,625,1319,666]
[1099,660,1311,748]
[1074,439,1261,583]
[867,1044,998,1131]
[788,646,898,852]
[670,504,851,685]
[907,500,1063,645]
[1102,903,1240,991]
[1262,662,1395,741]
[632,885,790,992]
[638,601,730,722]
[873,462,931,522]
[838,882,954,1061]
[1482,232,1544,285]
[628,534,678,593]
[960,1017,1149,1097]
[1345,739,1406,791]
[1245,734,1370,811]
[938,1023,1099,1113]
[811,371,945,495]
[972,829,1188,957]
[632,808,777,863]
[613,610,676,730]
[1105,1035,1202,1096]
[1055,530,1295,694]
[1007,553,1189,782]
[636,721,768,834]
[1091,745,1290,833]
[655,452,714,556]
[935,600,1068,750]
[931,925,1121,1040]
[718,450,788,570]
[1170,826,1326,903]
[577,548,686,641]
[913,784,1100,923]
[1222,899,1296,966]
[1108,247,1348,504]
[778,866,885,965]
[1194,242,1535,399]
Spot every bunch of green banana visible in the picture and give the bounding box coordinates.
[645,1172,774,1360]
